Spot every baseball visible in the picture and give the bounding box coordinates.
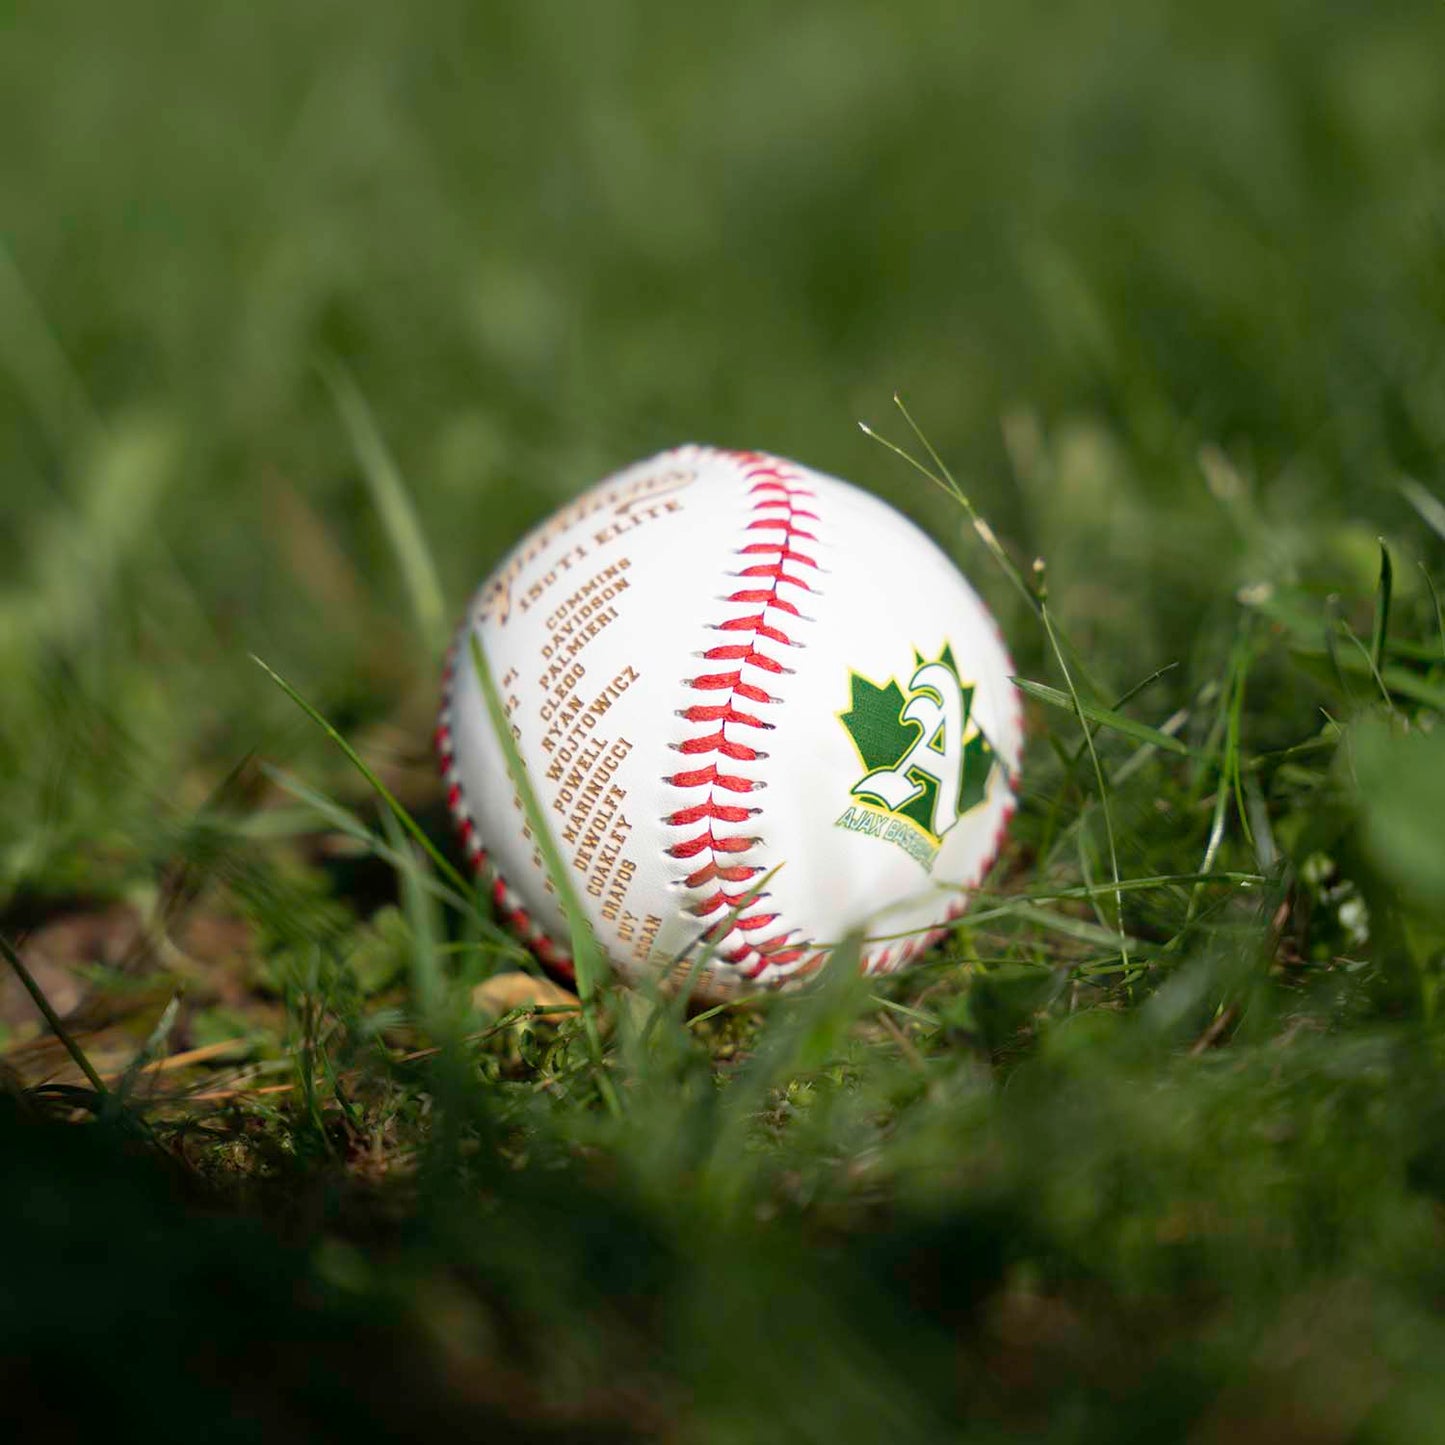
[438,445,1023,996]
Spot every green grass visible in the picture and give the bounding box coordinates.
[6,1,1445,1440]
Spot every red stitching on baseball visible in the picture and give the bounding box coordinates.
[753,500,819,518]
[713,616,792,646]
[747,518,817,541]
[761,947,806,966]
[700,645,787,675]
[691,892,779,928]
[683,861,762,888]
[668,762,759,792]
[675,730,764,760]
[666,801,757,828]
[679,703,772,731]
[736,565,816,590]
[664,451,821,978]
[738,543,817,567]
[667,830,759,859]
[726,590,803,616]
[686,673,781,704]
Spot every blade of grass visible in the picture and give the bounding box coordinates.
[321,358,447,656]
[1401,476,1445,542]
[1289,650,1445,714]
[250,654,473,899]
[1036,664,1183,867]
[1113,707,1191,786]
[113,993,181,1107]
[1176,622,1257,937]
[0,932,110,1102]
[1074,797,1110,936]
[1371,538,1394,677]
[467,630,620,1116]
[854,871,1267,944]
[872,994,942,1031]
[861,400,1038,615]
[1039,593,1130,974]
[1322,595,1360,710]
[898,395,1109,697]
[1337,623,1395,712]
[1225,624,1256,854]
[383,806,499,1140]
[261,761,522,951]
[685,994,768,1028]
[1012,677,1193,756]
[1423,564,1445,667]
[699,931,869,1214]
[384,808,449,1036]
[1003,902,1147,953]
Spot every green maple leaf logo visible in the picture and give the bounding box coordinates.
[840,674,913,773]
[839,645,997,843]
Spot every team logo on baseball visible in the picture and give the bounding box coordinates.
[835,646,997,871]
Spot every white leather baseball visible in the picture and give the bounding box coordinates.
[438,445,1022,996]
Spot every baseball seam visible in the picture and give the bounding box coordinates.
[662,452,821,981]
[437,637,576,980]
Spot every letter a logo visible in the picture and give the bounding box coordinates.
[838,646,997,845]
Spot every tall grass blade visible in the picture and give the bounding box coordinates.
[1225,627,1257,853]
[1012,677,1193,755]
[384,809,451,1040]
[700,931,869,1213]
[1401,476,1445,542]
[322,360,448,657]
[113,993,180,1107]
[1423,564,1445,667]
[1371,538,1394,676]
[859,415,1038,614]
[261,762,520,948]
[467,631,620,1115]
[1039,601,1130,972]
[0,933,110,1101]
[250,654,472,898]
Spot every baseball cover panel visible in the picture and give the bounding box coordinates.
[748,470,1022,983]
[443,446,1020,994]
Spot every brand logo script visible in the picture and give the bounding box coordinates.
[836,646,996,871]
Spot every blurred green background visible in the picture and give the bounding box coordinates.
[8,0,1444,843]
[6,2,1445,1441]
